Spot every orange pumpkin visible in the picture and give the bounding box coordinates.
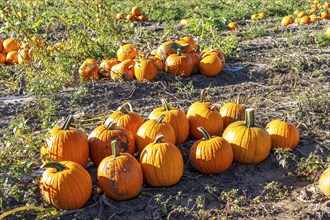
[117,44,139,61]
[148,99,189,144]
[186,52,200,74]
[186,88,212,116]
[3,38,20,53]
[180,36,197,51]
[299,15,311,24]
[227,22,239,30]
[281,15,294,26]
[189,126,233,174]
[99,58,120,78]
[140,134,183,187]
[5,51,19,64]
[175,39,193,53]
[78,58,100,81]
[0,52,6,64]
[18,48,32,64]
[98,140,143,200]
[0,39,3,53]
[136,114,176,153]
[265,119,300,149]
[318,167,330,198]
[134,55,159,81]
[155,41,182,61]
[41,115,89,167]
[40,161,92,210]
[199,54,222,76]
[116,12,125,20]
[88,122,135,167]
[131,6,142,16]
[111,59,135,80]
[104,102,144,136]
[138,15,148,21]
[165,49,193,78]
[200,48,225,70]
[222,108,271,164]
[220,97,247,129]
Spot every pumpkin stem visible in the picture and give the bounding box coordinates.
[154,134,165,143]
[111,140,120,157]
[156,114,166,123]
[177,48,182,56]
[210,104,221,111]
[236,96,240,104]
[197,126,211,140]
[245,108,255,128]
[61,115,74,130]
[160,99,172,111]
[106,122,117,130]
[200,88,208,102]
[118,102,133,113]
[41,161,67,171]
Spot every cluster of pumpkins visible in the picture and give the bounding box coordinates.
[114,5,148,22]
[78,36,226,82]
[281,1,330,26]
[0,37,40,65]
[38,89,329,211]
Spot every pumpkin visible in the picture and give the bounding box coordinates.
[111,59,135,80]
[186,88,212,116]
[5,51,19,64]
[117,44,139,62]
[99,58,120,78]
[116,12,125,20]
[309,14,319,22]
[318,167,330,198]
[297,11,306,18]
[98,140,143,200]
[222,108,271,164]
[104,102,144,136]
[78,58,100,81]
[140,134,183,187]
[40,161,92,210]
[199,54,222,77]
[293,10,301,15]
[180,36,197,51]
[134,55,159,81]
[187,101,223,139]
[3,38,20,53]
[258,12,267,19]
[126,13,136,21]
[175,39,193,53]
[41,115,89,167]
[0,52,6,64]
[131,6,142,16]
[251,14,260,20]
[0,39,3,53]
[265,119,300,149]
[189,126,233,174]
[18,48,32,64]
[220,97,247,129]
[136,114,176,153]
[227,22,239,30]
[148,99,189,144]
[156,41,183,61]
[88,122,135,166]
[281,15,294,26]
[165,49,193,78]
[200,48,225,71]
[149,55,164,71]
[186,52,200,74]
[326,26,330,38]
[299,15,311,24]
[138,15,148,21]
[321,11,330,19]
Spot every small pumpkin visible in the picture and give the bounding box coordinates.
[318,167,330,198]
[227,22,239,30]
[199,54,222,77]
[111,59,135,80]
[0,52,6,64]
[148,99,189,144]
[98,140,143,201]
[155,41,184,61]
[251,14,260,20]
[99,58,120,78]
[326,26,330,38]
[105,102,144,137]
[180,36,197,51]
[131,6,142,16]
[117,44,139,62]
[140,134,184,187]
[258,12,267,19]
[189,127,233,174]
[299,15,311,24]
[138,15,148,21]
[222,108,271,164]
[175,39,193,53]
[134,55,159,81]
[5,51,19,64]
[220,97,247,129]
[136,114,176,153]
[3,38,20,53]
[88,122,135,167]
[116,12,125,20]
[18,48,32,64]
[40,161,92,210]
[200,48,225,71]
[41,115,89,167]
[165,49,193,78]
[320,11,330,19]
[265,119,300,149]
[281,15,294,26]
[186,52,200,74]
[79,58,100,81]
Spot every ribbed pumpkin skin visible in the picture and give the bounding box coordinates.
[319,167,330,198]
[99,58,120,78]
[88,125,135,166]
[140,139,184,187]
[111,59,135,80]
[104,109,144,136]
[156,41,181,61]
[117,44,139,62]
[189,134,233,174]
[42,124,89,167]
[79,59,100,81]
[186,101,212,116]
[220,102,246,129]
[165,52,193,78]
[98,153,143,200]
[180,36,197,51]
[40,161,92,210]
[187,103,223,139]
[222,121,271,164]
[148,101,189,144]
[134,58,159,81]
[135,116,176,153]
[199,54,222,77]
[265,119,300,149]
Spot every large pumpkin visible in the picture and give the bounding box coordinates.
[220,97,247,129]
[319,167,330,198]
[265,119,300,149]
[136,114,176,153]
[98,140,143,200]
[40,161,92,210]
[189,127,233,174]
[165,49,193,78]
[222,108,271,164]
[148,99,189,144]
[88,122,135,167]
[41,115,89,167]
[140,134,184,187]
[104,102,144,137]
